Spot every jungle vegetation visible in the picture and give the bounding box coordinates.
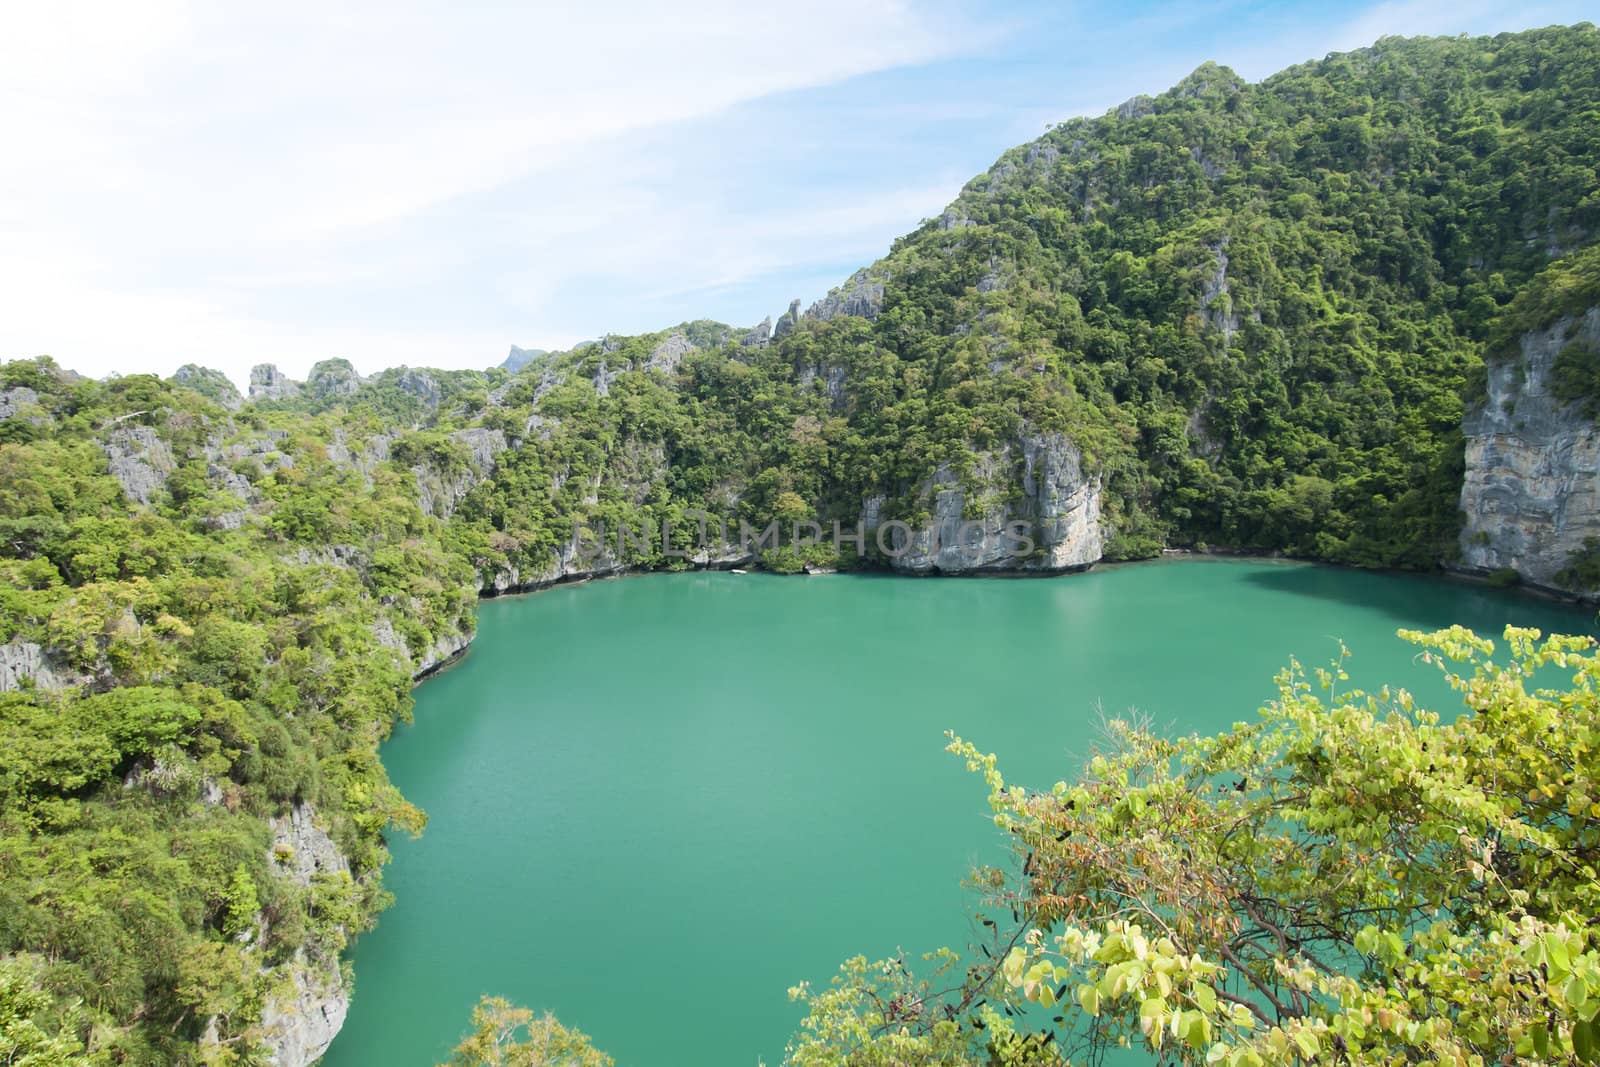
[2,22,1600,1065]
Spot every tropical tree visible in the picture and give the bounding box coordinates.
[788,625,1600,1065]
[442,997,611,1067]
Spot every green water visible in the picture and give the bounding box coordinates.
[322,559,1596,1067]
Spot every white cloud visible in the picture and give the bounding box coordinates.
[0,0,980,385]
[6,0,1592,389]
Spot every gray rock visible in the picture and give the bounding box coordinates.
[1200,240,1240,340]
[868,428,1102,574]
[0,386,43,423]
[415,630,472,676]
[306,359,364,399]
[200,510,246,532]
[291,544,363,569]
[646,332,696,373]
[591,359,619,397]
[249,364,302,402]
[414,428,507,519]
[208,463,255,501]
[1457,307,1600,595]
[270,801,350,886]
[522,413,555,441]
[1189,145,1227,180]
[173,365,243,410]
[395,368,442,409]
[454,427,507,473]
[1025,141,1060,168]
[796,362,849,408]
[0,639,85,692]
[1115,95,1156,120]
[243,802,354,1067]
[743,317,773,346]
[501,346,546,372]
[370,615,415,674]
[772,299,802,340]
[325,429,394,485]
[937,207,974,231]
[102,425,176,505]
[212,430,295,474]
[256,955,347,1067]
[807,268,887,322]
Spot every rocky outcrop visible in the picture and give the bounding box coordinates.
[646,332,696,373]
[255,803,351,1067]
[270,802,350,883]
[307,359,364,399]
[742,317,773,346]
[808,268,888,322]
[257,958,347,1067]
[414,428,507,519]
[172,364,243,410]
[325,429,394,486]
[102,425,177,505]
[0,639,86,692]
[1200,240,1239,341]
[249,364,303,402]
[937,207,974,231]
[394,368,442,410]
[772,299,802,340]
[371,611,474,678]
[0,386,41,421]
[209,429,295,474]
[501,346,546,372]
[796,361,849,408]
[590,359,620,397]
[1458,308,1600,595]
[1115,94,1156,120]
[871,429,1102,574]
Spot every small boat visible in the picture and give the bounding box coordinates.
[730,568,748,575]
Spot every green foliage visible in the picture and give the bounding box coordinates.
[2,22,1600,1064]
[221,864,260,940]
[1490,245,1600,357]
[441,997,611,1067]
[0,357,474,1061]
[790,625,1600,1065]
[0,959,84,1066]
[1559,537,1600,592]
[1555,339,1600,417]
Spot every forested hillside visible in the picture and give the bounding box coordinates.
[1,23,1599,1065]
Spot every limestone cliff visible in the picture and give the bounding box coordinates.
[1457,307,1600,598]
[256,803,353,1067]
[868,429,1103,574]
[249,363,303,402]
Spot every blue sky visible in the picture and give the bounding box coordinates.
[3,0,1597,386]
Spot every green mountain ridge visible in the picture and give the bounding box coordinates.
[2,23,1600,1064]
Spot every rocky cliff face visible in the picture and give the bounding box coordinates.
[172,364,244,410]
[870,429,1103,574]
[413,428,508,519]
[250,364,303,402]
[102,425,177,505]
[807,267,887,322]
[255,803,352,1067]
[501,346,546,372]
[0,639,86,692]
[1458,307,1600,596]
[307,359,365,399]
